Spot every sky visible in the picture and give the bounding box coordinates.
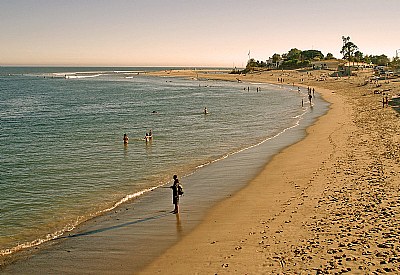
[1,0,399,67]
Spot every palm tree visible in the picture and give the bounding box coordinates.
[341,41,358,62]
[340,36,358,75]
[341,36,350,59]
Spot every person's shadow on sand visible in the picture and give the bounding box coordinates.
[58,212,172,239]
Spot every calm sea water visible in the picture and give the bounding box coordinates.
[0,67,321,257]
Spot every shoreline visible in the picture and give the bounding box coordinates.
[140,69,400,274]
[2,68,399,274]
[0,71,328,273]
[139,78,344,274]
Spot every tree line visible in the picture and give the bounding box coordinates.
[233,36,399,74]
[340,36,393,66]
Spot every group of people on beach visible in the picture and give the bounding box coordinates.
[300,87,315,107]
[122,106,213,213]
[123,130,184,214]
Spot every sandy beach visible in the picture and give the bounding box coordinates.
[3,1,400,274]
[2,68,399,275]
[141,69,400,274]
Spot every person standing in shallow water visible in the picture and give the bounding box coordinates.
[170,175,180,214]
[123,133,129,144]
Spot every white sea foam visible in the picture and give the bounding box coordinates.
[65,74,102,79]
[0,222,79,256]
[195,108,309,170]
[0,184,166,257]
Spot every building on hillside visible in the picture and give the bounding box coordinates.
[266,57,283,68]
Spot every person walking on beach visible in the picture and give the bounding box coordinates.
[170,175,182,214]
[383,95,389,108]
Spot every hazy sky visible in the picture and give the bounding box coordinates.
[1,0,399,67]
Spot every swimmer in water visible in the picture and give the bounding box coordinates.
[123,133,129,144]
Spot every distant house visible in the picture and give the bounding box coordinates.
[266,57,283,68]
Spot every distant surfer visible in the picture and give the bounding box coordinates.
[123,133,129,144]
[204,107,208,114]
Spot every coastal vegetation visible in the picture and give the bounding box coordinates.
[233,36,398,74]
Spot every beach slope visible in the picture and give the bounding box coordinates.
[141,71,400,274]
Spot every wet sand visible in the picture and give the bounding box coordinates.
[141,69,400,274]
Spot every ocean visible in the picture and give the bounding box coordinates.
[0,67,329,261]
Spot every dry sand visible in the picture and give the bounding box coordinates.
[141,69,400,274]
